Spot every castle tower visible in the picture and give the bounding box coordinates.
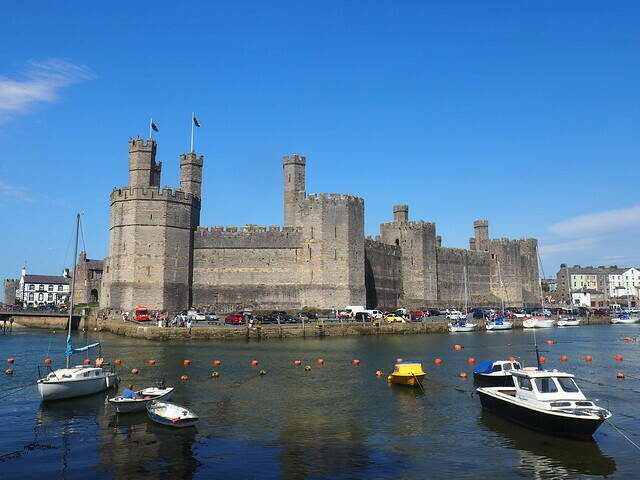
[100,139,202,312]
[380,206,438,307]
[283,154,306,227]
[128,138,161,187]
[474,219,489,251]
[393,205,409,223]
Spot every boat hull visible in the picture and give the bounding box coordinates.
[486,322,513,331]
[448,324,477,332]
[38,373,118,401]
[611,317,640,324]
[557,319,581,327]
[477,389,606,439]
[147,401,199,428]
[523,319,555,328]
[388,374,425,387]
[109,388,175,413]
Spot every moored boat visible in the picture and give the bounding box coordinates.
[473,359,522,387]
[486,318,513,331]
[146,401,199,428]
[611,313,640,324]
[477,369,611,439]
[387,361,426,387]
[523,317,555,329]
[557,317,581,327]
[38,365,118,401]
[109,386,175,413]
[448,319,477,332]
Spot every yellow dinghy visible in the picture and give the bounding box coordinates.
[387,361,425,387]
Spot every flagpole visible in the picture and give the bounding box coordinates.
[190,112,195,153]
[149,117,153,139]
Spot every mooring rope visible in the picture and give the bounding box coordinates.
[607,420,640,452]
[0,383,36,401]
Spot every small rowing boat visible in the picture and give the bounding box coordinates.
[387,361,425,387]
[109,386,175,413]
[146,401,199,428]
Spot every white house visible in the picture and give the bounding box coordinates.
[17,268,71,307]
[571,289,604,307]
[608,267,640,299]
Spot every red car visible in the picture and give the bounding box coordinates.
[409,312,425,320]
[594,309,609,316]
[224,314,244,325]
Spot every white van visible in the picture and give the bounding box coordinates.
[364,309,383,319]
[340,306,366,318]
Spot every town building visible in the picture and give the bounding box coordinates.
[571,289,605,308]
[99,137,540,313]
[15,268,71,307]
[73,251,104,305]
[556,264,640,307]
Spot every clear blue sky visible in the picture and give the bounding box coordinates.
[1,1,639,282]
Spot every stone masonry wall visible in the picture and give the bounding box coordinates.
[364,239,401,309]
[436,247,495,307]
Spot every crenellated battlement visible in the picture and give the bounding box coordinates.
[195,224,302,234]
[110,186,200,205]
[304,193,365,204]
[194,224,302,249]
[128,137,156,151]
[365,238,401,255]
[179,152,204,166]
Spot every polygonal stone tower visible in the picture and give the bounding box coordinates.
[100,138,203,312]
[283,154,306,227]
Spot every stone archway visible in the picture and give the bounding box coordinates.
[90,289,99,304]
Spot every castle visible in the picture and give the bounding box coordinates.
[99,138,540,312]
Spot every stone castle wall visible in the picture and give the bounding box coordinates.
[3,279,18,305]
[364,239,401,309]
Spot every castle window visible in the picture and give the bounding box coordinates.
[395,239,399,246]
[334,249,337,260]
[491,254,495,259]
[309,246,312,259]
[311,227,314,239]
[335,226,337,239]
[150,214,153,220]
[288,174,291,183]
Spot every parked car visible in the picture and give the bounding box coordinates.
[354,311,371,322]
[426,309,441,317]
[205,312,219,321]
[297,312,318,321]
[446,309,464,320]
[224,314,244,325]
[385,314,405,323]
[594,309,609,316]
[409,312,425,321]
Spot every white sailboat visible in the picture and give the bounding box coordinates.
[37,214,118,401]
[611,291,640,324]
[523,249,555,329]
[486,261,513,331]
[449,266,477,332]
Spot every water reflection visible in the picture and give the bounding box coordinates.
[479,410,616,478]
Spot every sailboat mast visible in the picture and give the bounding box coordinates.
[66,213,81,369]
[463,265,468,315]
[498,261,505,314]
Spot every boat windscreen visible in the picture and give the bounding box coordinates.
[557,377,580,393]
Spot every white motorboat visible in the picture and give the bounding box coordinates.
[477,368,611,439]
[486,319,513,331]
[109,386,175,413]
[523,317,556,329]
[611,313,640,324]
[448,321,477,332]
[147,401,199,428]
[37,365,118,401]
[557,317,581,327]
[449,266,476,332]
[36,214,118,401]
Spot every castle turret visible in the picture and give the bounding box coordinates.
[283,154,306,227]
[393,205,409,223]
[128,138,161,187]
[180,152,204,199]
[474,219,489,251]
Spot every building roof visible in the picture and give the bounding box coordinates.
[24,274,70,285]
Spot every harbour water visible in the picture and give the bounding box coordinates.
[1,325,638,479]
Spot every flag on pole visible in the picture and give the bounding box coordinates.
[193,115,201,127]
[151,122,159,132]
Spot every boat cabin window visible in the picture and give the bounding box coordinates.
[492,364,502,372]
[535,377,558,393]
[513,362,521,370]
[516,376,532,391]
[503,363,513,371]
[557,377,580,393]
[83,372,90,377]
[95,371,100,376]
[575,401,593,407]
[550,402,572,407]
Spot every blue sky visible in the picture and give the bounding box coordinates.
[1,1,639,282]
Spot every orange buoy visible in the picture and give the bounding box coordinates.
[616,372,625,379]
[7,358,14,364]
[396,358,404,363]
[352,359,360,366]
[213,360,222,366]
[454,345,463,351]
[114,359,122,366]
[315,358,324,366]
[180,375,189,381]
[293,360,302,366]
[83,359,91,365]
[434,358,442,365]
[211,371,220,378]
[44,358,52,365]
[539,356,546,363]
[615,355,624,361]
[585,356,593,362]
[546,340,555,345]
[183,360,191,366]
[259,369,268,375]
[560,355,568,362]
[131,368,139,374]
[304,365,311,371]
[467,357,475,364]
[147,360,156,366]
[624,337,633,342]
[250,360,259,366]
[459,372,468,378]
[375,370,384,376]
[508,356,516,362]
[5,369,13,375]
